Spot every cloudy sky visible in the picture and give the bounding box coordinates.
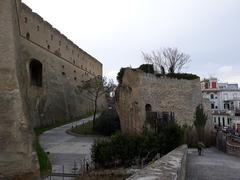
[22,0,240,84]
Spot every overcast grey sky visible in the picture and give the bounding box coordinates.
[22,0,240,84]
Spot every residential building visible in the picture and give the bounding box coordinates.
[201,77,240,129]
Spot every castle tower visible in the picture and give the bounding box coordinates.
[0,0,39,179]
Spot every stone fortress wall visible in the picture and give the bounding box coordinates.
[0,0,105,178]
[116,69,213,134]
[15,1,105,127]
[19,3,102,77]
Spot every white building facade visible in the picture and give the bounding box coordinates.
[201,77,240,131]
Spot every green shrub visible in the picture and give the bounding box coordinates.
[35,137,52,176]
[91,139,113,167]
[139,64,154,74]
[91,123,184,168]
[156,73,199,80]
[117,68,126,84]
[166,73,199,80]
[94,109,121,136]
[161,123,184,153]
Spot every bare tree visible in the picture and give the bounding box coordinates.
[142,47,191,73]
[76,76,113,129]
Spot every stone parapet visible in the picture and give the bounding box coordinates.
[127,145,188,180]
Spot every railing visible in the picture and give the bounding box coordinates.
[42,158,94,180]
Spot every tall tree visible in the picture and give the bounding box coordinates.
[194,104,208,142]
[76,76,113,129]
[142,47,191,73]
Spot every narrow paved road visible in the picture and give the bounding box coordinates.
[40,115,100,175]
[187,148,240,180]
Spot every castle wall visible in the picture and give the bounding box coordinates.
[0,0,39,178]
[19,3,102,77]
[14,2,106,127]
[0,0,106,177]
[116,69,212,134]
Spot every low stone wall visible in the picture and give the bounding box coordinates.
[127,145,188,180]
[226,141,240,157]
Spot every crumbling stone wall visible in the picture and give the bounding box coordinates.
[116,68,212,134]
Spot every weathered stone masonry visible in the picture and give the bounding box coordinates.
[116,69,213,134]
[0,0,104,178]
[17,1,104,127]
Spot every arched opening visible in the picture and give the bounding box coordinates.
[145,104,152,123]
[145,104,152,112]
[30,59,42,87]
[26,32,30,40]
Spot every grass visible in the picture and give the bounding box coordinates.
[34,111,96,135]
[35,137,52,177]
[71,120,98,135]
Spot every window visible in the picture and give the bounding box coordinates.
[73,60,75,64]
[214,117,216,123]
[211,103,215,109]
[30,59,42,87]
[51,34,53,40]
[24,17,28,23]
[222,117,225,127]
[218,117,221,126]
[59,41,61,46]
[74,70,76,73]
[47,45,50,50]
[215,106,218,109]
[26,32,30,40]
[210,94,214,99]
[62,72,66,76]
[74,77,77,80]
[37,25,40,31]
[212,82,217,88]
[228,118,231,125]
[62,65,64,68]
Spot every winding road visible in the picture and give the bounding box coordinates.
[40,115,99,175]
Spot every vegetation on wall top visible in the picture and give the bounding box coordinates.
[156,73,199,80]
[138,64,154,74]
[117,67,127,84]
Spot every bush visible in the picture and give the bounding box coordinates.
[94,109,121,136]
[138,64,154,74]
[117,68,126,84]
[161,123,184,153]
[91,123,184,168]
[156,73,199,80]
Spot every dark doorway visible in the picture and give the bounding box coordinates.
[26,32,30,40]
[30,59,42,87]
[145,104,152,112]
